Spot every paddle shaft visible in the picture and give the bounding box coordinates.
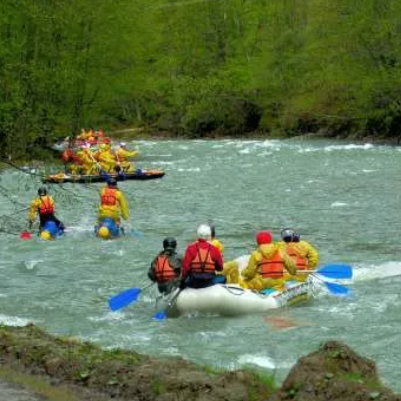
[153,287,182,320]
[295,263,352,280]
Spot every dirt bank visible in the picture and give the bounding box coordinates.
[0,324,400,401]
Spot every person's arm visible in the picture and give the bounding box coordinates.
[117,191,130,221]
[171,254,183,276]
[27,199,38,225]
[211,247,224,272]
[125,149,139,158]
[148,257,157,281]
[305,242,319,270]
[282,249,297,275]
[241,252,258,281]
[181,247,194,280]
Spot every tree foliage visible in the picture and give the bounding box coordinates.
[1,0,401,158]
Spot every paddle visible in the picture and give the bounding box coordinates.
[300,263,353,280]
[153,288,182,321]
[108,282,154,311]
[20,231,32,240]
[310,273,352,296]
[20,220,33,240]
[84,148,111,179]
[121,222,143,238]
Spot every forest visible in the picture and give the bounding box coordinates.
[1,0,401,159]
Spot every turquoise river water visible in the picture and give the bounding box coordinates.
[1,138,401,391]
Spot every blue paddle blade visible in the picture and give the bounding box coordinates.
[318,264,353,279]
[324,281,352,297]
[108,288,141,311]
[131,231,144,238]
[152,310,167,320]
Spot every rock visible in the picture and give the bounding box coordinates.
[270,341,401,401]
[44,357,64,375]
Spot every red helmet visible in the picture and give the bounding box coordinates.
[256,231,272,245]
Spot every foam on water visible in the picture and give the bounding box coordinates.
[0,314,32,326]
[237,354,275,369]
[353,261,401,282]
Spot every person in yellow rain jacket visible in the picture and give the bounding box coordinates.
[97,143,117,173]
[241,231,297,291]
[76,144,98,175]
[28,187,65,232]
[209,224,224,253]
[278,228,319,282]
[115,142,139,173]
[208,224,227,284]
[97,178,129,225]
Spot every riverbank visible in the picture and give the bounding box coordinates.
[0,323,400,401]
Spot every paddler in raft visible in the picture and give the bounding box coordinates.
[95,143,117,174]
[240,231,297,292]
[209,223,224,253]
[75,144,98,175]
[114,142,139,173]
[278,228,319,282]
[179,224,225,289]
[209,223,227,284]
[28,187,65,240]
[148,237,183,294]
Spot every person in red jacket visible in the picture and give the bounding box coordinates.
[180,224,224,289]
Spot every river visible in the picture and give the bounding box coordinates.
[1,138,401,391]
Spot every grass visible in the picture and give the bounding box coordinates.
[0,366,81,401]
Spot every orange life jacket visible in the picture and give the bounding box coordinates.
[38,196,54,215]
[189,244,216,275]
[101,188,117,206]
[286,244,307,270]
[257,250,285,279]
[154,255,177,283]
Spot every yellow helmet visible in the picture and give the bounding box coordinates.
[40,231,52,241]
[98,226,110,239]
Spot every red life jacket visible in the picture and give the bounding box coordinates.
[286,244,307,270]
[61,149,73,163]
[39,196,54,215]
[154,255,177,283]
[257,250,285,279]
[101,188,117,206]
[189,244,216,275]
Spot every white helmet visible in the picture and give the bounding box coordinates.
[120,142,126,147]
[197,224,211,240]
